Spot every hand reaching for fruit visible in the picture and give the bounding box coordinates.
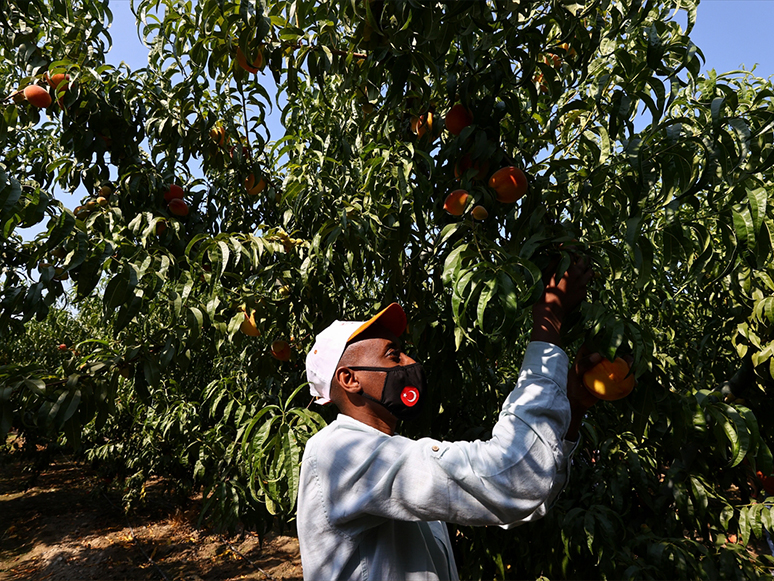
[531,255,594,347]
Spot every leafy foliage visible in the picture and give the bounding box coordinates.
[3,0,774,577]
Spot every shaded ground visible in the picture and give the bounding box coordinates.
[0,452,302,581]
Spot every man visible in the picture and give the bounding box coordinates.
[298,258,599,580]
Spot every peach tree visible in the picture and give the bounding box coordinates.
[2,0,774,577]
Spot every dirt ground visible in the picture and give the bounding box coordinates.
[0,452,303,581]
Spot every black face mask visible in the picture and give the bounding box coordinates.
[348,363,427,421]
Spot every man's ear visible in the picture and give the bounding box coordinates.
[333,367,361,394]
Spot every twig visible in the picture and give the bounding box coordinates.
[100,491,170,581]
[217,533,276,580]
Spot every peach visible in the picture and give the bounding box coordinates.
[240,310,260,337]
[583,357,635,401]
[236,47,264,73]
[271,340,291,361]
[471,205,489,220]
[488,166,528,203]
[445,104,473,135]
[46,73,70,90]
[245,173,266,196]
[443,189,469,216]
[23,85,52,108]
[411,112,434,139]
[163,184,184,202]
[168,198,189,216]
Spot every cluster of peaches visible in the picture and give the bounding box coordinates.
[11,73,69,110]
[409,103,529,221]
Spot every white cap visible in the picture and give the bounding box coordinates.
[306,303,406,404]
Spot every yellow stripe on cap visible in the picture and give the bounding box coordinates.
[347,302,407,342]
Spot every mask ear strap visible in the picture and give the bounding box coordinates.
[359,391,383,406]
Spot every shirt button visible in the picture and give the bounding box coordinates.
[431,445,439,452]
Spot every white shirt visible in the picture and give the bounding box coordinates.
[297,341,577,580]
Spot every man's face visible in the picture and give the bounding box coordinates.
[339,325,417,404]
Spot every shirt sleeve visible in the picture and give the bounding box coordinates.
[318,341,575,531]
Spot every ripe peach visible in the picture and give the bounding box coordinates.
[559,43,577,58]
[210,125,226,146]
[58,343,68,351]
[156,220,168,236]
[445,104,473,135]
[583,357,635,401]
[97,196,109,207]
[443,189,469,216]
[46,73,70,90]
[542,53,562,69]
[411,112,434,139]
[163,184,184,202]
[168,198,189,216]
[236,47,264,73]
[471,205,489,220]
[245,173,266,196]
[23,85,52,108]
[99,185,113,197]
[240,310,260,337]
[271,340,291,361]
[488,166,528,203]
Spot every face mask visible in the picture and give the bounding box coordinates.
[348,363,427,421]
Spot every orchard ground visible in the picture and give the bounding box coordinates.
[0,436,302,581]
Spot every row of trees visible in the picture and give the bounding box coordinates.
[3,0,774,577]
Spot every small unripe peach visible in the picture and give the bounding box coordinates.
[471,205,488,220]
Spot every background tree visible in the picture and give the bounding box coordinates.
[2,0,774,577]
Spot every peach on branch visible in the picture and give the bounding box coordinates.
[245,173,266,196]
[488,166,528,203]
[168,198,189,217]
[445,104,473,135]
[240,310,261,337]
[271,340,291,361]
[471,205,489,220]
[443,189,469,216]
[23,85,52,108]
[236,47,264,73]
[583,357,635,401]
[163,184,185,202]
[410,112,434,139]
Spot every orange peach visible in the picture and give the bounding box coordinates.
[583,357,635,401]
[240,310,261,336]
[471,205,489,220]
[245,173,266,196]
[236,47,264,73]
[443,189,469,216]
[411,112,434,139]
[488,166,528,203]
[23,85,52,108]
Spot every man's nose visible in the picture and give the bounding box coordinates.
[401,353,417,365]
